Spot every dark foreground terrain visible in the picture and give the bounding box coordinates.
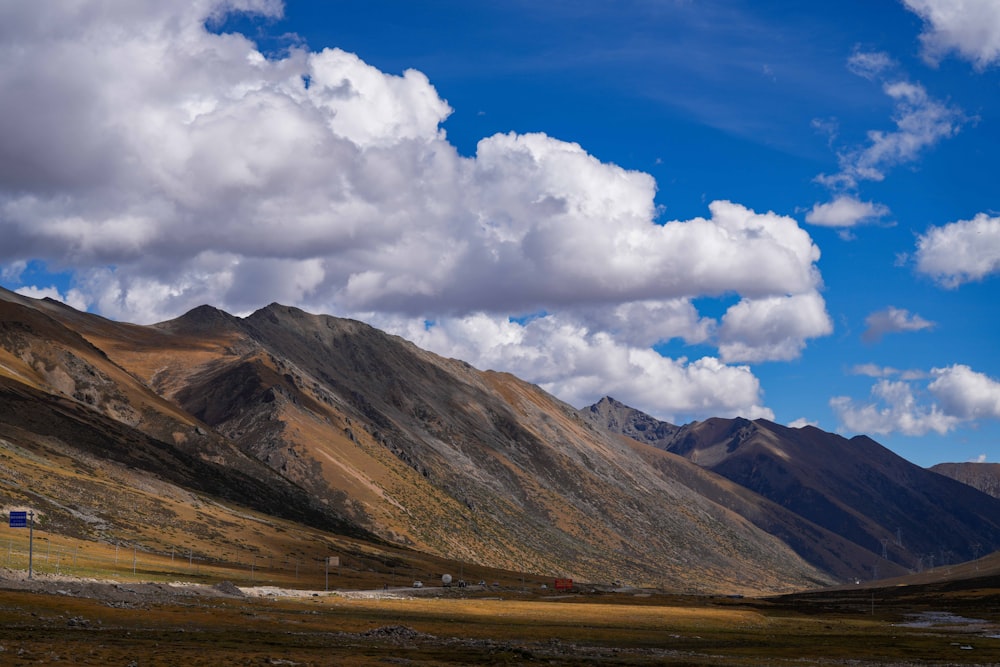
[0,569,997,666]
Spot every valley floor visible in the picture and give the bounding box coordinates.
[0,568,998,665]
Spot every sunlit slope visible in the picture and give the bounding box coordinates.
[0,288,836,592]
[137,302,834,591]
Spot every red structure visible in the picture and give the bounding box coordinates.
[554,578,573,591]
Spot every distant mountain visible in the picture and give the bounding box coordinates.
[585,400,1000,576]
[0,289,834,593]
[931,462,1000,500]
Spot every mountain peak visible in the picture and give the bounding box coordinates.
[588,396,628,411]
[581,396,679,446]
[155,304,241,334]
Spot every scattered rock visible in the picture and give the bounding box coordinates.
[361,625,434,642]
[212,580,245,597]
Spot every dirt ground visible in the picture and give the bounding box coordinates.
[0,566,462,604]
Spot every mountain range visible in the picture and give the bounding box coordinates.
[585,397,1000,577]
[1,287,997,593]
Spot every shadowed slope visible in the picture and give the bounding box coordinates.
[588,398,1000,578]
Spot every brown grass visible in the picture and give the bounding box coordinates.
[0,582,997,665]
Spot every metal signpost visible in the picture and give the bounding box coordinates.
[326,556,339,592]
[9,510,34,579]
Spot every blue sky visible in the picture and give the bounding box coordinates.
[1,1,999,467]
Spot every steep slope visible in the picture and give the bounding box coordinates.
[0,291,365,538]
[931,462,1000,499]
[589,400,1000,575]
[27,294,833,592]
[581,398,907,581]
[169,304,838,590]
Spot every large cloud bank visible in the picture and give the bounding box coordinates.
[0,1,831,422]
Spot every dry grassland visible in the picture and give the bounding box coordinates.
[0,573,997,666]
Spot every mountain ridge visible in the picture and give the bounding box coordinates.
[585,397,1000,578]
[1,287,996,593]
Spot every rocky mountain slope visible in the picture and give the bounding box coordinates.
[0,294,361,537]
[585,397,1000,577]
[931,462,1000,499]
[4,288,996,593]
[0,289,837,593]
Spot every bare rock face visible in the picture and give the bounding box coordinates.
[580,396,679,445]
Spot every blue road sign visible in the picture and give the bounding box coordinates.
[9,511,27,528]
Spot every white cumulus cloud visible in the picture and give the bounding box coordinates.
[369,311,774,423]
[903,0,1000,69]
[717,292,833,363]
[832,364,1000,436]
[0,0,833,422]
[928,364,1000,420]
[806,195,890,229]
[830,379,959,436]
[915,213,1000,287]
